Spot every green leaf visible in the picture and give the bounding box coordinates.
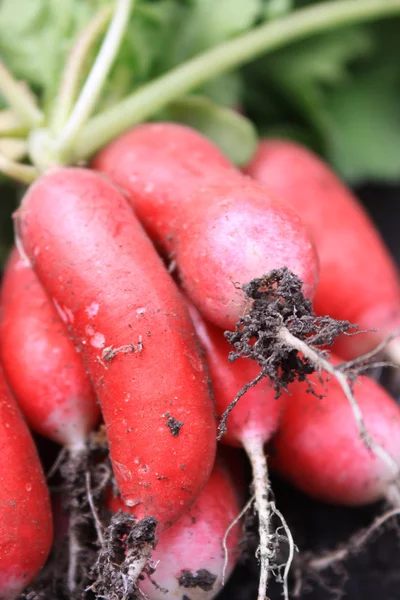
[0,0,104,112]
[200,72,244,108]
[158,0,263,108]
[163,95,258,166]
[324,66,400,183]
[243,24,382,176]
[97,0,256,111]
[258,26,373,132]
[100,1,187,108]
[259,19,400,182]
[263,0,293,21]
[164,0,263,65]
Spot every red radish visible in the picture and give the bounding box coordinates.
[0,247,100,449]
[0,366,53,599]
[16,169,216,559]
[0,247,101,592]
[245,139,400,360]
[188,302,286,600]
[92,123,319,330]
[271,354,400,506]
[109,459,242,600]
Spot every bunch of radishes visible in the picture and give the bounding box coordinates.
[1,120,400,600]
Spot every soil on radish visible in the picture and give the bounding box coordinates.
[218,266,356,441]
[178,569,218,591]
[164,412,184,436]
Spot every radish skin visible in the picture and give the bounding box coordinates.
[188,303,286,600]
[271,355,400,505]
[0,367,53,599]
[16,167,217,532]
[0,247,100,449]
[188,303,284,448]
[109,459,242,600]
[245,139,400,359]
[92,123,319,330]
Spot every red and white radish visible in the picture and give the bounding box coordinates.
[271,354,400,506]
[245,139,400,360]
[0,247,100,449]
[0,247,101,592]
[92,122,319,330]
[188,302,286,600]
[16,168,216,567]
[0,367,53,599]
[109,458,242,600]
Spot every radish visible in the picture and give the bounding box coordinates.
[0,366,53,599]
[271,353,400,506]
[188,302,287,600]
[92,122,319,331]
[244,139,400,361]
[0,246,101,592]
[16,166,217,576]
[106,458,242,600]
[0,247,100,449]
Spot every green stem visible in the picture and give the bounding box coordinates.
[50,5,114,134]
[0,63,44,129]
[0,109,28,137]
[0,154,37,184]
[0,138,28,162]
[72,0,400,162]
[55,0,133,160]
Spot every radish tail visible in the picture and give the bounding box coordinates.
[243,436,273,600]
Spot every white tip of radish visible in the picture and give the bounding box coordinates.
[139,462,241,600]
[0,574,27,600]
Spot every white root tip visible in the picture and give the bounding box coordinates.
[242,437,273,600]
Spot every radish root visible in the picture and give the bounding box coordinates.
[67,525,82,593]
[271,501,297,600]
[222,268,400,493]
[278,327,400,483]
[243,437,275,600]
[48,435,112,595]
[305,507,400,572]
[217,371,265,440]
[56,445,91,594]
[222,495,255,585]
[86,471,104,545]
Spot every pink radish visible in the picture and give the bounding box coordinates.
[0,247,100,449]
[0,366,53,599]
[271,353,400,506]
[92,122,319,330]
[188,302,286,600]
[16,166,216,576]
[108,459,242,600]
[245,139,400,360]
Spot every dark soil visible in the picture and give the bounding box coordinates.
[178,569,218,591]
[165,412,184,436]
[219,266,354,439]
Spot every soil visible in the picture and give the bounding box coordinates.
[165,412,184,436]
